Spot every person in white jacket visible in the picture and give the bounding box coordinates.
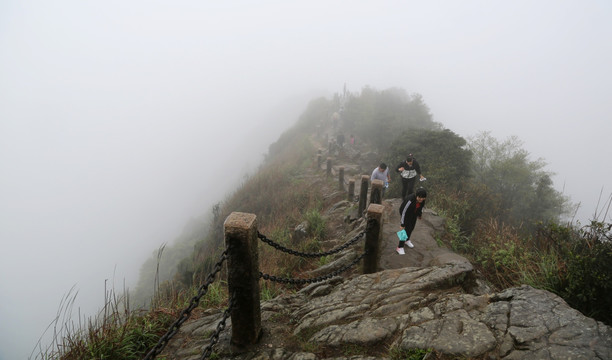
[395,154,426,199]
[371,163,391,197]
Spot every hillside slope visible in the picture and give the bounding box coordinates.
[154,131,612,359]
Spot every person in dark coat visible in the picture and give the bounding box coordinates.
[395,154,426,199]
[396,188,427,254]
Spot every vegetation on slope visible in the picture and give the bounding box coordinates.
[39,86,611,359]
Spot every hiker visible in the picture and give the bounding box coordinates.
[370,162,391,197]
[395,154,425,199]
[397,187,427,254]
[336,133,345,148]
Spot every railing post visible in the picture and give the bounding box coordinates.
[348,179,355,201]
[326,158,332,177]
[363,204,384,274]
[338,166,345,191]
[370,179,383,205]
[358,175,369,217]
[317,153,322,170]
[224,212,262,348]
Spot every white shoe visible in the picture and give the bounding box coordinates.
[420,177,427,182]
[406,240,414,248]
[396,247,405,255]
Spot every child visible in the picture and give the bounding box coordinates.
[397,188,427,254]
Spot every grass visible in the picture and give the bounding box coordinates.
[388,346,432,360]
[35,284,174,360]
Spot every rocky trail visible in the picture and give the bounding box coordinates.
[155,136,612,360]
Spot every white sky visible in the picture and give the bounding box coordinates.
[1,1,611,359]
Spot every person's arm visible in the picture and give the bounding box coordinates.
[413,160,422,175]
[414,160,425,180]
[370,168,377,181]
[396,162,404,173]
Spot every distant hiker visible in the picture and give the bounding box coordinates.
[371,162,391,197]
[395,154,425,199]
[397,187,427,254]
[349,134,355,146]
[336,133,345,148]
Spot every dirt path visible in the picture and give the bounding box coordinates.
[312,132,462,270]
[378,197,459,270]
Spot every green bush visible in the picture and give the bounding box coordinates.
[561,238,612,325]
[305,208,326,240]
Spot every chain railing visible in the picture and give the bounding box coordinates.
[199,294,235,359]
[257,219,373,258]
[144,211,381,360]
[260,251,367,284]
[143,247,231,360]
[257,219,374,285]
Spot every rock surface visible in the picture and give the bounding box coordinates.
[159,210,612,359]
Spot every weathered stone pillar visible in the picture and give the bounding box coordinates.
[363,204,384,274]
[224,212,261,348]
[326,158,332,177]
[348,179,355,201]
[317,153,322,170]
[338,166,345,191]
[358,175,369,217]
[370,179,383,205]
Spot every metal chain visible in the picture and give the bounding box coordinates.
[199,293,235,359]
[257,218,375,258]
[143,248,229,360]
[144,217,377,358]
[260,251,367,285]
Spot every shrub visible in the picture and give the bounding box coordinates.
[305,208,326,240]
[561,238,612,325]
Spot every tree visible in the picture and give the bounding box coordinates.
[467,131,568,225]
[388,128,472,190]
[341,87,441,153]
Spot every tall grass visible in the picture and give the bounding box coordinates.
[35,284,173,360]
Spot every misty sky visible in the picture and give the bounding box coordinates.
[1,1,611,359]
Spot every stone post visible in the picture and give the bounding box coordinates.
[338,166,345,191]
[363,204,384,274]
[224,212,262,348]
[358,175,369,217]
[370,179,383,205]
[348,179,355,201]
[326,158,332,177]
[317,154,322,170]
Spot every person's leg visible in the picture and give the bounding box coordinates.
[396,240,406,254]
[406,177,416,196]
[401,178,408,199]
[404,223,416,248]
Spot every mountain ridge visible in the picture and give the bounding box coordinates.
[153,131,612,359]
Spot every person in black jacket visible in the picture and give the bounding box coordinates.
[397,188,427,254]
[395,154,426,199]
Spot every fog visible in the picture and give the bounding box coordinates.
[1,1,611,359]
